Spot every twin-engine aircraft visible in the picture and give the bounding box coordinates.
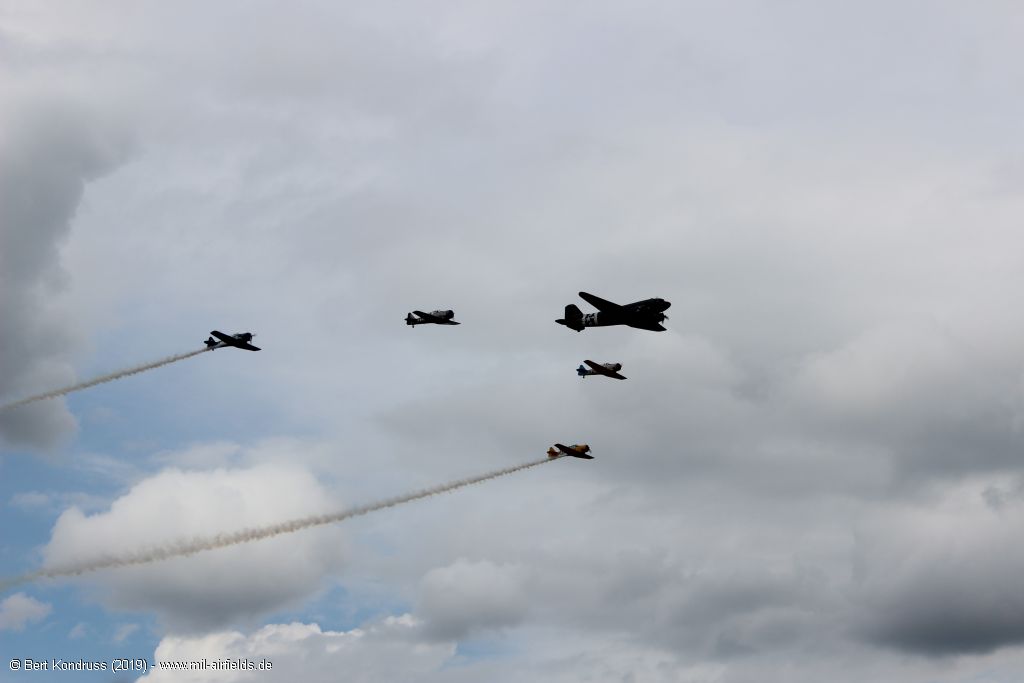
[406,310,461,327]
[557,291,670,332]
[204,330,260,351]
[577,360,626,380]
[547,443,593,459]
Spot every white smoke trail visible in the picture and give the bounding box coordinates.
[0,456,563,590]
[0,348,210,411]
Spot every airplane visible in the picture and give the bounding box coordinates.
[556,291,670,332]
[405,310,460,327]
[204,330,260,351]
[577,360,627,380]
[547,443,594,459]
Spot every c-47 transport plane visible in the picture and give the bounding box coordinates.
[406,310,461,327]
[556,292,670,332]
[547,443,594,459]
[577,360,627,380]
[204,331,260,351]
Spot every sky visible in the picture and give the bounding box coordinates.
[3,1,1024,680]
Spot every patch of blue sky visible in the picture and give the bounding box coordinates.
[1,584,159,683]
[1,450,122,577]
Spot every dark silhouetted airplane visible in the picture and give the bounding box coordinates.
[205,331,260,351]
[577,360,626,380]
[557,292,670,332]
[406,310,460,327]
[547,443,594,459]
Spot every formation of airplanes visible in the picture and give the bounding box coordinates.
[210,291,669,463]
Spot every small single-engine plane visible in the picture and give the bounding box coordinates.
[204,330,260,351]
[405,310,460,327]
[547,443,593,459]
[577,360,627,380]
[556,292,670,332]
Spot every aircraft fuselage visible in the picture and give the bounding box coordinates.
[406,310,459,326]
[582,301,669,330]
[557,293,670,332]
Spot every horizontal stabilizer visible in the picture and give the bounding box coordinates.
[556,304,585,331]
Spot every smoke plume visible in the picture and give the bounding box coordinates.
[1,456,563,591]
[0,348,210,411]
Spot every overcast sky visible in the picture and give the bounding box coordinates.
[4,1,1024,681]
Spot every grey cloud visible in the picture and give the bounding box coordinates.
[787,322,1024,485]
[864,598,1024,657]
[0,99,131,449]
[8,1,1024,679]
[852,483,1024,656]
[415,559,528,640]
[532,551,836,659]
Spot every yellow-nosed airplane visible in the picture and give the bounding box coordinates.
[547,443,593,460]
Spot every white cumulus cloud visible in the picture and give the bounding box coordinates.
[139,617,454,683]
[0,593,51,631]
[42,462,348,632]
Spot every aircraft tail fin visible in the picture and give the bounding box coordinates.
[576,365,588,376]
[556,304,585,331]
[547,447,560,458]
[405,314,416,326]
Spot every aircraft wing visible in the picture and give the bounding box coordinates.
[584,360,626,380]
[412,310,442,323]
[579,292,625,313]
[413,311,459,325]
[555,443,594,459]
[235,341,261,351]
